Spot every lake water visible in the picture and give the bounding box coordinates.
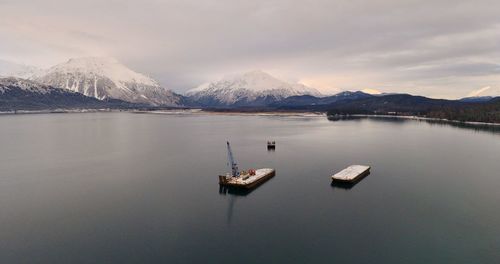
[0,112,499,263]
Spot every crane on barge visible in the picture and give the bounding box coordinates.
[219,141,275,189]
[226,141,239,177]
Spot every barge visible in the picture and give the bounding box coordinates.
[331,165,370,183]
[218,142,275,189]
[219,168,275,189]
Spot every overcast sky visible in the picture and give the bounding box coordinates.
[1,0,499,98]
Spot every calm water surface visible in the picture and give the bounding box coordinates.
[0,113,499,263]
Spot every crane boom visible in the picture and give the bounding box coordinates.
[226,141,239,177]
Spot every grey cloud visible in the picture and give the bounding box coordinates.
[0,0,499,98]
[400,62,500,79]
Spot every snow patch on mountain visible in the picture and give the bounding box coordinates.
[361,88,382,95]
[35,57,182,106]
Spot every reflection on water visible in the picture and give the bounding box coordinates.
[226,195,237,225]
[219,186,252,225]
[329,115,500,134]
[219,175,277,225]
[423,119,500,133]
[218,186,245,225]
[330,172,370,190]
[219,185,254,196]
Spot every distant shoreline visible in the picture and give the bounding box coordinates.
[0,108,325,118]
[138,109,325,117]
[0,109,122,115]
[1,108,499,126]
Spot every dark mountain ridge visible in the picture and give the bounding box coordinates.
[323,94,462,115]
[270,91,373,108]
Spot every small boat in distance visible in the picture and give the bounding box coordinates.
[267,140,276,149]
[219,142,275,189]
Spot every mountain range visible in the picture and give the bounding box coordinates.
[186,70,322,107]
[0,56,498,123]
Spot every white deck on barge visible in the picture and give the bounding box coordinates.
[219,168,275,189]
[331,165,370,182]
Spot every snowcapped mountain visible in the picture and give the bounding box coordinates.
[34,57,183,106]
[459,96,494,103]
[0,77,133,110]
[186,70,322,107]
[0,59,43,79]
